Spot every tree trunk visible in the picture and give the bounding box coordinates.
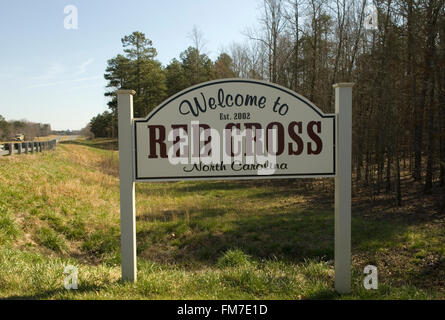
[395,150,402,206]
[423,2,440,193]
[386,151,392,193]
[439,70,445,187]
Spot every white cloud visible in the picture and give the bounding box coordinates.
[75,58,94,75]
[27,58,97,89]
[32,61,65,81]
[74,75,100,82]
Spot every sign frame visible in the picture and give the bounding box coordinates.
[132,79,337,182]
[116,80,353,294]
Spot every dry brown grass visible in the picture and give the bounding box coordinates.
[97,152,119,177]
[58,143,103,167]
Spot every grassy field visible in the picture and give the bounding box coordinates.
[0,138,443,299]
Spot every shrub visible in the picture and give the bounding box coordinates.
[217,249,253,268]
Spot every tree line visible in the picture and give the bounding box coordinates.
[0,115,52,141]
[90,0,445,201]
[88,29,236,139]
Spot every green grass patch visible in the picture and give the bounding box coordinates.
[0,141,443,299]
[36,227,67,253]
[0,207,21,243]
[217,249,253,268]
[82,228,120,256]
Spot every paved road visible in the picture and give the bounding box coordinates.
[56,135,80,142]
[0,135,80,156]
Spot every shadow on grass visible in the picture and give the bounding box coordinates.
[172,179,324,194]
[304,288,339,299]
[135,195,435,272]
[137,207,228,222]
[137,207,335,266]
[2,283,110,300]
[174,180,265,193]
[402,252,445,291]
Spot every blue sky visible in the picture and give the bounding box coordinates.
[0,0,260,130]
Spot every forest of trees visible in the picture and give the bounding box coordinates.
[90,0,445,202]
[0,115,52,141]
[89,30,236,139]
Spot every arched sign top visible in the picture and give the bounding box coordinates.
[133,78,336,181]
[135,78,333,122]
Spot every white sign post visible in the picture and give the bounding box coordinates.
[117,89,137,282]
[333,83,353,294]
[116,79,353,293]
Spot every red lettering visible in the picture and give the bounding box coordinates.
[148,125,167,158]
[307,121,322,155]
[266,122,285,156]
[288,121,304,155]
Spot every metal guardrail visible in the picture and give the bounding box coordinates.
[0,139,57,156]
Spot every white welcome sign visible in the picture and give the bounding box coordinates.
[117,79,353,294]
[134,80,335,181]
